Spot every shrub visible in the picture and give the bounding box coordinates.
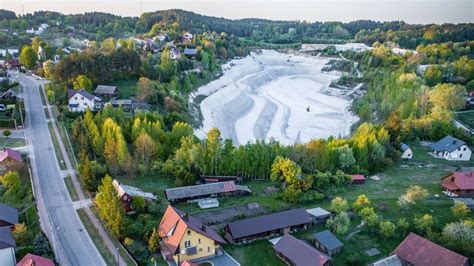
[326,212,350,235]
[330,197,349,213]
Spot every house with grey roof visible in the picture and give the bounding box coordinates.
[224,208,311,244]
[68,89,102,112]
[0,203,18,228]
[273,234,331,266]
[306,207,332,224]
[184,47,198,57]
[400,143,413,159]
[0,227,15,249]
[165,181,251,202]
[313,230,343,256]
[94,85,118,97]
[429,135,471,161]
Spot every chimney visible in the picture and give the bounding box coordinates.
[202,225,207,232]
[181,213,189,221]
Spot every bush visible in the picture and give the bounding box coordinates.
[330,197,349,213]
[326,212,350,235]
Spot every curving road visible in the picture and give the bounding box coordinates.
[14,72,105,266]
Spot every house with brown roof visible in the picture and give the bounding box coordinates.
[0,148,23,174]
[224,208,311,244]
[441,171,474,197]
[16,253,54,266]
[391,233,469,266]
[273,234,331,266]
[158,205,226,265]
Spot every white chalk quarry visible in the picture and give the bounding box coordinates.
[191,50,359,146]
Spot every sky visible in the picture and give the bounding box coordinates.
[1,0,473,24]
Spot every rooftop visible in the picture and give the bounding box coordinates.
[0,247,15,266]
[313,230,343,250]
[226,208,310,239]
[94,85,118,95]
[0,227,15,249]
[273,234,330,266]
[429,135,467,153]
[112,179,156,200]
[306,207,331,218]
[0,148,22,163]
[0,203,19,225]
[371,255,402,266]
[400,143,410,152]
[165,181,250,201]
[17,253,54,266]
[68,89,99,101]
[442,171,474,190]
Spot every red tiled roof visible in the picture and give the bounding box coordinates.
[351,174,365,181]
[17,253,54,266]
[392,233,468,266]
[442,181,460,191]
[442,172,474,190]
[180,260,198,266]
[158,205,225,255]
[0,148,22,162]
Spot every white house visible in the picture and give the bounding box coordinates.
[401,143,413,159]
[182,32,193,42]
[68,89,102,112]
[429,135,472,161]
[169,46,181,60]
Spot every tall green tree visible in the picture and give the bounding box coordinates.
[95,174,124,236]
[19,45,37,69]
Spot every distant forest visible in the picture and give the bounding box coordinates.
[1,9,473,48]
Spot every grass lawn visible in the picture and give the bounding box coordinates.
[64,176,79,201]
[48,122,67,170]
[0,137,25,148]
[456,110,474,129]
[112,79,138,99]
[224,240,285,266]
[76,208,116,265]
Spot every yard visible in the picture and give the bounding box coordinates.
[0,136,25,148]
[456,110,474,130]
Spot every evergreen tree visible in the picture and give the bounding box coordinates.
[95,174,124,237]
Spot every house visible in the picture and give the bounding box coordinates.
[158,205,225,265]
[441,171,474,197]
[16,253,54,266]
[184,47,198,57]
[453,198,474,210]
[306,207,331,225]
[1,89,17,101]
[428,135,471,161]
[4,59,20,69]
[351,174,365,185]
[109,99,133,111]
[0,227,15,249]
[0,247,16,266]
[0,148,23,173]
[313,230,344,256]
[200,175,242,184]
[370,254,402,266]
[94,85,118,97]
[0,203,18,227]
[68,89,102,112]
[180,260,198,266]
[224,208,311,244]
[112,179,156,212]
[391,233,469,266]
[165,181,251,202]
[272,234,331,266]
[170,46,181,60]
[400,143,413,159]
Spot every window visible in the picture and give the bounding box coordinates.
[184,240,191,247]
[458,147,461,151]
[81,97,84,100]
[198,238,201,244]
[207,247,210,252]
[460,154,463,158]
[187,230,191,236]
[464,147,467,151]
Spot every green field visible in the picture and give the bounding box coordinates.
[456,111,474,130]
[0,137,25,148]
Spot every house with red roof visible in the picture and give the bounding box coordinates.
[441,171,474,197]
[17,253,54,266]
[272,234,331,266]
[0,148,23,174]
[391,233,469,266]
[351,174,365,185]
[158,205,225,265]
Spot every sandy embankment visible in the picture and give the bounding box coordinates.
[190,50,360,146]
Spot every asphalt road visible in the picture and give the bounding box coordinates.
[15,72,105,266]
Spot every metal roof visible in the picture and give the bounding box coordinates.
[0,227,15,249]
[273,234,330,266]
[226,208,311,239]
[372,255,402,266]
[165,181,248,201]
[400,143,410,152]
[313,230,343,251]
[0,203,18,225]
[429,135,466,152]
[306,207,331,218]
[94,85,117,95]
